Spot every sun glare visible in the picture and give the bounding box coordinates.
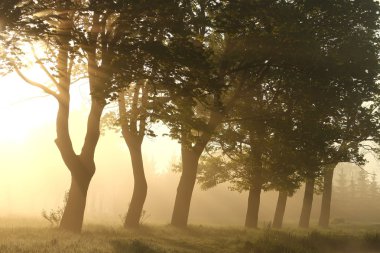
[0,41,90,143]
[0,72,57,142]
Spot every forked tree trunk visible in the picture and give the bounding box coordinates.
[118,83,149,228]
[58,101,104,233]
[16,11,107,233]
[171,147,201,227]
[319,164,336,228]
[245,184,262,228]
[54,15,105,231]
[123,137,147,228]
[272,191,288,229]
[299,178,315,228]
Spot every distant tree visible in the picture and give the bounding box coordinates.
[349,174,357,203]
[356,169,370,201]
[335,168,348,198]
[291,0,380,228]
[332,168,349,217]
[369,174,379,200]
[196,0,380,230]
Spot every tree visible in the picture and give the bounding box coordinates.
[272,191,288,229]
[102,80,153,228]
[169,0,312,228]
[0,1,21,31]
[6,0,123,232]
[316,0,380,225]
[196,0,380,230]
[101,0,217,228]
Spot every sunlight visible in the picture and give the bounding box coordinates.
[0,63,89,143]
[0,72,56,142]
[0,2,379,247]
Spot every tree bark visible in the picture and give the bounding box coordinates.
[319,164,336,228]
[55,22,105,231]
[245,183,262,228]
[170,104,223,228]
[59,168,92,232]
[58,101,104,233]
[299,178,315,228]
[171,146,201,227]
[17,11,106,233]
[245,125,264,229]
[123,137,147,228]
[118,83,149,228]
[272,191,288,229]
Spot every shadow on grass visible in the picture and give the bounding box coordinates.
[242,230,380,253]
[111,239,166,253]
[108,226,380,253]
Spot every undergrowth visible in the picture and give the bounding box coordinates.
[0,225,377,253]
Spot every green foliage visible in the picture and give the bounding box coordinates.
[198,155,232,190]
[197,0,380,200]
[2,0,380,232]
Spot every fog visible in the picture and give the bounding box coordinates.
[0,77,379,228]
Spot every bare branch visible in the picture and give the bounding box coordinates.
[30,43,59,87]
[67,52,75,78]
[13,65,60,101]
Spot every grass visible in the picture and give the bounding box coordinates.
[0,224,378,252]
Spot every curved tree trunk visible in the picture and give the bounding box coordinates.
[59,169,92,232]
[245,184,262,228]
[319,164,336,228]
[124,138,147,228]
[170,109,222,228]
[272,191,288,229]
[171,147,200,227]
[299,178,315,228]
[118,83,149,228]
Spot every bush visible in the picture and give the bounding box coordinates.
[41,191,69,227]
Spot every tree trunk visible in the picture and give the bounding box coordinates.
[124,137,147,228]
[319,165,336,228]
[272,191,288,229]
[59,168,92,232]
[245,180,262,228]
[171,147,200,227]
[299,178,315,228]
[57,100,104,233]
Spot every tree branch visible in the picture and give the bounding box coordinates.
[13,65,60,101]
[30,43,59,87]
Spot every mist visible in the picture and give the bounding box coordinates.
[0,82,378,228]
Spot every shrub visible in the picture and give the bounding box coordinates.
[41,190,69,227]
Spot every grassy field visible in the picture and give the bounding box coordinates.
[0,223,378,253]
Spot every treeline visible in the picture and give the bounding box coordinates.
[0,0,379,233]
[331,165,380,222]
